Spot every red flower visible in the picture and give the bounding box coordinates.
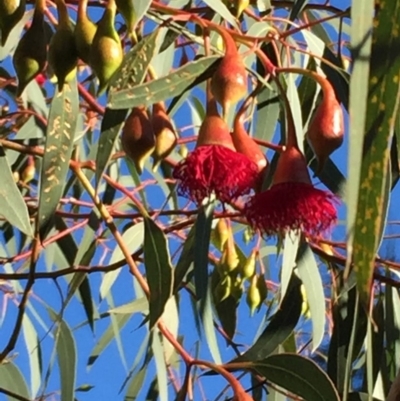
[244,146,338,237]
[173,103,259,205]
[173,144,259,204]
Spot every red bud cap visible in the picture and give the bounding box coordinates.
[306,79,344,173]
[233,111,267,173]
[121,106,155,174]
[196,99,235,150]
[151,102,177,170]
[210,28,247,117]
[273,146,311,186]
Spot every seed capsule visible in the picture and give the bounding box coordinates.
[151,102,177,170]
[48,0,78,91]
[121,106,155,174]
[13,0,47,96]
[74,0,97,64]
[0,0,26,47]
[90,0,123,95]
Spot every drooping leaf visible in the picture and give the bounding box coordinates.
[108,56,220,110]
[88,314,131,368]
[194,200,215,301]
[22,314,41,397]
[0,145,33,236]
[173,225,195,294]
[231,273,302,363]
[345,0,375,283]
[143,216,173,328]
[37,78,79,236]
[250,353,340,401]
[296,243,326,351]
[0,361,31,401]
[152,331,168,401]
[201,0,239,28]
[109,297,149,315]
[49,313,77,401]
[350,0,400,307]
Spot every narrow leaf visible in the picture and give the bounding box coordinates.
[143,217,173,328]
[296,243,326,351]
[345,0,375,275]
[52,316,77,401]
[0,362,30,400]
[351,0,400,306]
[252,354,340,401]
[108,56,220,110]
[88,314,131,368]
[0,146,33,236]
[194,200,215,301]
[37,78,79,235]
[152,331,168,401]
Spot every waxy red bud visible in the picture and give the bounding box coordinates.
[233,111,267,173]
[306,78,344,173]
[211,28,247,117]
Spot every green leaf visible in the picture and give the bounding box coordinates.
[95,108,128,190]
[37,78,79,235]
[109,30,160,94]
[251,354,340,401]
[162,296,179,363]
[152,331,168,401]
[95,30,160,188]
[254,82,280,142]
[0,362,30,401]
[231,273,302,363]
[351,0,400,306]
[88,314,131,368]
[173,225,195,294]
[327,281,367,393]
[345,0,375,277]
[52,316,77,401]
[143,216,173,328]
[22,314,41,397]
[108,56,220,110]
[288,0,309,21]
[0,146,33,236]
[194,200,215,301]
[296,243,326,351]
[124,367,147,401]
[201,0,238,29]
[281,232,300,302]
[199,281,222,364]
[109,297,149,314]
[100,222,144,299]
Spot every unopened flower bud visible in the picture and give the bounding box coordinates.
[246,274,261,316]
[306,76,344,174]
[240,249,257,279]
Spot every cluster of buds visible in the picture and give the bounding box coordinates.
[212,219,268,316]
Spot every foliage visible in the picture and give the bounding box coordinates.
[0,0,400,400]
